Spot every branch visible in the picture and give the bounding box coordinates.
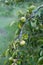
[34,5,43,13]
[15,5,43,40]
[30,5,43,18]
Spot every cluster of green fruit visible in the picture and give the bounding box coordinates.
[4,5,43,65]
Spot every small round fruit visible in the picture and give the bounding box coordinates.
[29,5,36,13]
[20,17,26,22]
[20,40,26,46]
[29,5,36,10]
[9,57,13,61]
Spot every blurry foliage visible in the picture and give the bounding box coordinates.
[0,0,43,5]
[3,4,43,65]
[0,0,43,16]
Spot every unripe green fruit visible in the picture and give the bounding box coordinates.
[20,40,26,46]
[20,17,26,22]
[9,57,13,61]
[29,5,36,10]
[29,5,36,13]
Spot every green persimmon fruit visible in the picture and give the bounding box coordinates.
[9,57,13,62]
[20,17,26,22]
[29,5,36,13]
[20,40,26,46]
